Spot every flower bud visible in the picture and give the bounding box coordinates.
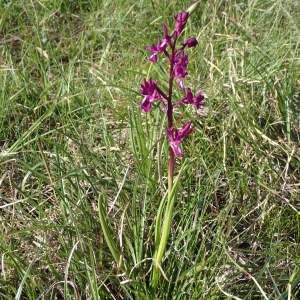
[186,1,201,15]
[184,38,198,48]
[174,12,189,36]
[181,12,189,22]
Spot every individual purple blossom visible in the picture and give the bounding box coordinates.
[187,88,205,108]
[162,24,176,46]
[177,120,195,139]
[174,52,189,92]
[166,121,195,157]
[166,129,183,157]
[147,38,167,63]
[139,77,157,96]
[174,12,189,37]
[173,88,205,109]
[174,38,198,60]
[139,77,161,112]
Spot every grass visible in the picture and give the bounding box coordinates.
[0,0,300,299]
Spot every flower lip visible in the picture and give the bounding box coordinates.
[141,91,160,112]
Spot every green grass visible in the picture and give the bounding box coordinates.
[0,0,300,299]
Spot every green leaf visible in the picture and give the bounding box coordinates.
[98,194,126,274]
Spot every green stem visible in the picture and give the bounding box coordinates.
[151,158,191,290]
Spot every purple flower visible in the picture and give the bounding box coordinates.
[187,88,205,109]
[173,49,181,64]
[139,77,157,96]
[174,52,189,92]
[139,77,161,112]
[162,24,176,46]
[174,12,189,37]
[166,128,184,157]
[166,121,195,157]
[173,88,205,109]
[147,38,167,63]
[174,38,198,62]
[177,120,195,139]
[183,38,198,48]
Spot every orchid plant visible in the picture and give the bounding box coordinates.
[98,1,203,292]
[138,2,204,289]
[139,10,204,184]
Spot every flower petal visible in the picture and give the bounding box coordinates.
[166,128,175,141]
[141,96,151,112]
[149,54,157,63]
[178,78,185,92]
[171,141,184,157]
[187,88,193,103]
[146,44,158,53]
